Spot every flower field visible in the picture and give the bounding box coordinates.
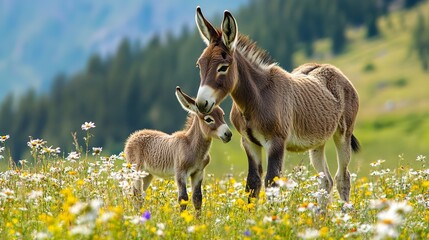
[0,125,428,239]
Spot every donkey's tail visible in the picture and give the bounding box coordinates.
[351,134,361,153]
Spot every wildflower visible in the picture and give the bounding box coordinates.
[0,147,4,153]
[156,223,165,236]
[19,159,28,165]
[370,159,385,167]
[266,187,280,198]
[263,215,280,223]
[33,231,51,240]
[181,210,194,223]
[70,225,92,236]
[40,146,61,156]
[275,177,298,190]
[0,134,10,142]
[370,199,389,209]
[27,138,46,150]
[374,200,412,240]
[81,121,96,131]
[66,151,80,162]
[416,155,426,162]
[28,190,43,200]
[141,210,151,223]
[92,147,102,156]
[298,228,320,239]
[0,188,15,200]
[342,202,354,210]
[244,229,251,237]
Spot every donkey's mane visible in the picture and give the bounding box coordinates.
[235,34,277,69]
[183,114,195,131]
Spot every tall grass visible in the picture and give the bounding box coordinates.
[0,125,428,239]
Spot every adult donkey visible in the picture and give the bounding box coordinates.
[194,7,360,204]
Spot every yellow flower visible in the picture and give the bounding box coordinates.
[180,210,194,223]
[320,227,329,236]
[76,179,85,186]
[251,226,264,235]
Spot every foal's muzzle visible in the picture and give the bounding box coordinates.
[218,124,232,143]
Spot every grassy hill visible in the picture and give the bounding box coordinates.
[207,1,429,177]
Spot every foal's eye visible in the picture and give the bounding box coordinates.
[217,65,229,73]
[204,116,215,124]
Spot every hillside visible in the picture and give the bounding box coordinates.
[0,0,247,101]
[208,1,429,177]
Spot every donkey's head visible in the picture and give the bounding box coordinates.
[176,86,232,143]
[195,7,238,114]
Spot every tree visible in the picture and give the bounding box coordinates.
[413,14,429,71]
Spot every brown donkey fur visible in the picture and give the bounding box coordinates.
[194,7,360,206]
[124,87,232,212]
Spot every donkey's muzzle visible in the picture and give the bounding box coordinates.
[196,100,214,114]
[221,130,232,143]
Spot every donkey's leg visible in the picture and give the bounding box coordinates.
[265,138,285,187]
[175,170,189,211]
[132,173,153,211]
[242,137,263,200]
[333,132,352,202]
[191,170,204,213]
[142,173,154,192]
[132,178,144,211]
[309,144,334,207]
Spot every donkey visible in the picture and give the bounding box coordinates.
[124,86,232,212]
[193,7,360,205]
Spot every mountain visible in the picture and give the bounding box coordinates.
[0,0,248,101]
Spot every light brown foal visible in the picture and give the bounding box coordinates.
[125,87,232,212]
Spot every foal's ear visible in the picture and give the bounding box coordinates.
[221,10,238,50]
[195,6,218,46]
[175,86,198,113]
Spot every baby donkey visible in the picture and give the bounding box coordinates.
[125,87,232,212]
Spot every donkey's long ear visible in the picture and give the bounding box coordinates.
[175,86,199,113]
[221,10,238,50]
[195,6,217,46]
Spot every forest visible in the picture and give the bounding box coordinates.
[0,0,426,161]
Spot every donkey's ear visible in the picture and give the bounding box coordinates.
[195,6,218,46]
[175,86,198,113]
[221,10,238,50]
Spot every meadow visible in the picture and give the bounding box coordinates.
[1,2,429,239]
[1,125,428,239]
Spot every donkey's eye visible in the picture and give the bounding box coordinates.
[204,116,214,124]
[217,65,229,73]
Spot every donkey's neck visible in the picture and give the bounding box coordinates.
[185,115,212,151]
[231,51,272,116]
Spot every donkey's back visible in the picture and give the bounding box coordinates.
[125,129,176,177]
[291,63,359,136]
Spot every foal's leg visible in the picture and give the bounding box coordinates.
[175,170,189,211]
[242,137,263,200]
[333,132,352,202]
[309,145,334,207]
[133,173,153,211]
[142,173,154,192]
[191,170,204,213]
[265,137,285,187]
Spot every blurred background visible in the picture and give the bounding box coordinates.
[0,0,428,176]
